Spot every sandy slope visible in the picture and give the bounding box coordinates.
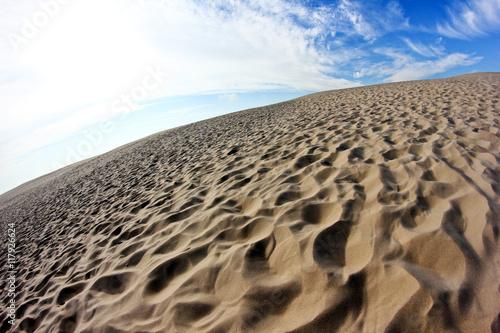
[1,73,500,333]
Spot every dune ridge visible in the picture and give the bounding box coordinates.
[1,73,500,332]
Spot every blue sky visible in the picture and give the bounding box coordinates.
[0,0,499,194]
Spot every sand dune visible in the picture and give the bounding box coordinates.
[1,73,500,332]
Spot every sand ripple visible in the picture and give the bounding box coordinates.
[1,73,500,332]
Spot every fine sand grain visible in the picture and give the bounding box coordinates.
[1,73,500,332]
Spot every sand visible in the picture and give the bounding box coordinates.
[1,73,500,333]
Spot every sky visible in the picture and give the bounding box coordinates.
[0,0,499,195]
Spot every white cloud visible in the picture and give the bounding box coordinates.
[353,71,365,78]
[336,0,409,42]
[380,51,482,82]
[219,93,239,101]
[437,0,500,39]
[348,47,481,82]
[339,0,377,41]
[402,38,444,57]
[137,0,366,94]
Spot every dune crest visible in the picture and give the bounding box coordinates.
[1,73,500,332]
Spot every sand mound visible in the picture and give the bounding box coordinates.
[1,73,500,332]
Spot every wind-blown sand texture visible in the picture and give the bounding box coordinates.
[1,73,500,333]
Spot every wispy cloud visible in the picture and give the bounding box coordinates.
[338,0,378,42]
[370,48,482,81]
[219,93,239,101]
[352,44,481,81]
[437,0,500,39]
[386,53,482,81]
[136,0,367,94]
[402,37,444,57]
[337,0,409,42]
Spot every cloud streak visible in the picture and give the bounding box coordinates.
[219,93,239,101]
[402,38,444,57]
[353,46,481,82]
[437,0,500,39]
[384,52,482,81]
[137,0,365,94]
